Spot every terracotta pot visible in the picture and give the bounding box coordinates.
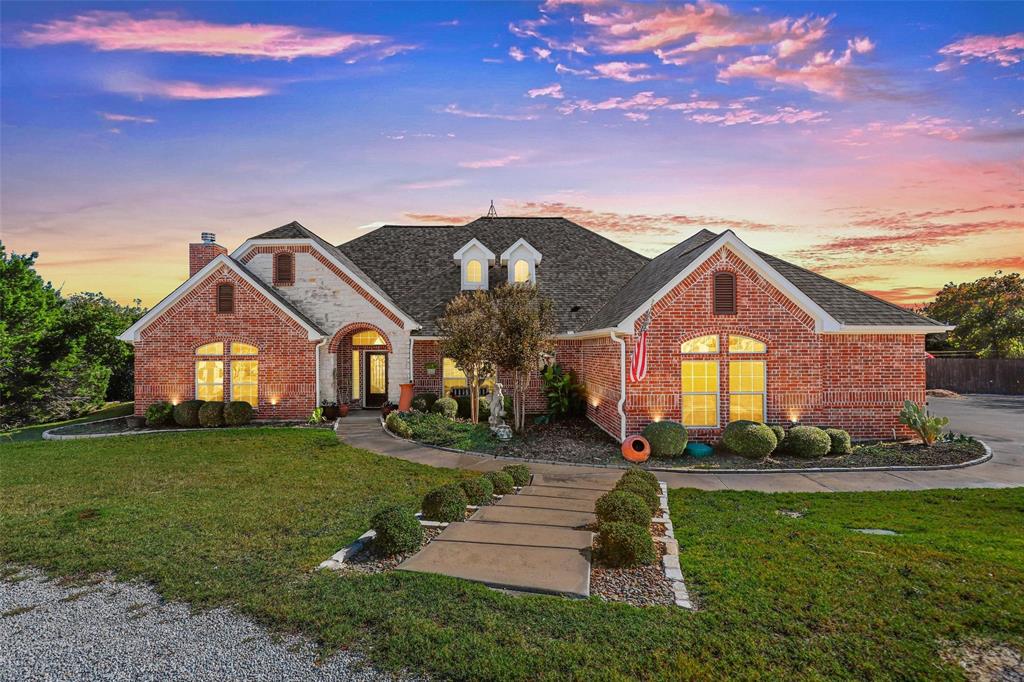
[322,405,339,420]
[338,403,350,418]
[398,382,415,412]
[621,435,651,463]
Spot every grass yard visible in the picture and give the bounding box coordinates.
[3,401,134,442]
[2,430,1022,680]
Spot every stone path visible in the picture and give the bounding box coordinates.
[398,471,619,598]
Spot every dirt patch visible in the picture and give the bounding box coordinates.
[941,639,1024,681]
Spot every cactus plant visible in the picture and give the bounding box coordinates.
[898,401,949,446]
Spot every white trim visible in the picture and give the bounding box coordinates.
[315,337,328,405]
[231,239,419,330]
[499,238,542,265]
[117,255,325,343]
[611,331,627,443]
[453,238,496,263]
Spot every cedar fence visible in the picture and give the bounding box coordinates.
[926,358,1024,395]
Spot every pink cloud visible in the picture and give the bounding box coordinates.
[593,61,653,82]
[98,112,156,123]
[18,10,404,60]
[936,33,1024,70]
[690,106,828,126]
[555,63,592,76]
[399,178,466,190]
[509,46,527,61]
[527,83,565,99]
[458,154,523,169]
[533,46,553,60]
[839,116,973,145]
[107,76,273,100]
[718,37,874,98]
[559,90,670,115]
[442,104,538,121]
[623,112,649,121]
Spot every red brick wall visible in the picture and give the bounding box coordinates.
[189,242,227,276]
[558,336,623,440]
[134,264,318,420]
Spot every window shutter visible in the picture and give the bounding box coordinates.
[713,272,736,315]
[217,283,234,313]
[274,252,294,284]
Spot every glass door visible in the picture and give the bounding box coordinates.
[365,352,387,407]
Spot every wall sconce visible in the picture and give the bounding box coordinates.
[270,396,279,406]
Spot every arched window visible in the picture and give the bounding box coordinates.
[194,342,259,407]
[195,343,224,401]
[274,252,295,285]
[351,330,386,346]
[196,342,224,355]
[216,283,234,314]
[679,333,768,427]
[231,342,258,355]
[713,272,736,315]
[728,335,766,353]
[466,259,483,284]
[513,259,530,283]
[681,335,718,354]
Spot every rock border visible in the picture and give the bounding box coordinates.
[41,417,336,441]
[653,481,694,610]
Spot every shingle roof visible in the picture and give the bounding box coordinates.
[337,217,651,334]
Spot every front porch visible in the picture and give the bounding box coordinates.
[328,323,399,409]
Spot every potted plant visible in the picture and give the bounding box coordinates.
[381,401,397,418]
[424,361,438,376]
[338,402,350,418]
[321,400,339,420]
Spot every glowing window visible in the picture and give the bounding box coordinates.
[231,342,258,355]
[443,357,494,397]
[465,259,482,284]
[513,259,530,283]
[195,360,224,401]
[728,335,766,353]
[729,360,765,422]
[681,335,718,354]
[352,350,360,400]
[196,342,224,356]
[681,360,719,427]
[231,360,258,407]
[351,330,386,346]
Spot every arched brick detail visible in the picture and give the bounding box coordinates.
[328,322,393,353]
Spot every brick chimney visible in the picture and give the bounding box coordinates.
[189,232,227,276]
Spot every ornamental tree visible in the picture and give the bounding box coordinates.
[923,271,1024,358]
[438,289,494,423]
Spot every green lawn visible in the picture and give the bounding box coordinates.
[3,401,134,442]
[2,430,1022,680]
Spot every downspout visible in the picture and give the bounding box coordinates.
[408,337,415,383]
[314,337,328,406]
[610,331,627,443]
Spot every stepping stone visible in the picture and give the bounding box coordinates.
[498,495,596,513]
[531,473,619,491]
[518,485,606,502]
[399,541,591,597]
[472,505,596,528]
[435,521,593,550]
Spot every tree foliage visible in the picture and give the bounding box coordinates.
[922,271,1024,358]
[438,290,494,423]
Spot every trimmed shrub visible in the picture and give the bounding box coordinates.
[172,400,204,428]
[421,483,468,522]
[198,401,225,428]
[619,468,661,498]
[144,401,174,427]
[224,401,253,426]
[614,477,660,513]
[768,424,786,448]
[371,505,423,556]
[502,464,531,487]
[410,392,438,412]
[785,425,832,458]
[642,421,689,458]
[484,470,515,495]
[722,420,778,458]
[595,490,651,526]
[455,396,472,419]
[824,428,853,455]
[432,397,458,419]
[596,522,656,567]
[386,411,413,438]
[460,476,494,506]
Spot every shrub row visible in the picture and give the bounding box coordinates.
[144,400,252,428]
[594,469,660,567]
[716,420,851,459]
[418,464,531,524]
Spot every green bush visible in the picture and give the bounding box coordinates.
[595,490,651,526]
[198,401,225,428]
[172,400,204,428]
[502,464,531,487]
[455,396,472,419]
[386,411,413,438]
[824,428,853,455]
[411,392,438,412]
[224,401,253,426]
[371,505,423,556]
[768,424,786,448]
[614,477,661,513]
[721,420,778,458]
[460,476,494,506]
[484,470,515,495]
[398,412,479,447]
[785,425,832,458]
[144,401,174,427]
[642,421,689,458]
[432,397,458,419]
[619,468,661,497]
[596,521,656,567]
[421,483,468,522]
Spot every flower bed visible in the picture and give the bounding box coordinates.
[45,416,331,439]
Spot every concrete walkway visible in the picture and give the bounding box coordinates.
[338,395,1024,493]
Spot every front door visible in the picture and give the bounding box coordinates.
[365,352,387,407]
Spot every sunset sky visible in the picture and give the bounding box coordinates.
[1,1,1021,308]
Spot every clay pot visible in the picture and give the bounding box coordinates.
[338,403,350,418]
[398,383,415,412]
[621,435,651,463]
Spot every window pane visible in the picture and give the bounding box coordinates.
[466,260,482,283]
[681,335,718,354]
[729,361,765,393]
[514,260,530,282]
[231,342,258,355]
[352,350,360,400]
[196,342,223,356]
[231,361,258,407]
[728,335,766,353]
[729,394,764,422]
[683,394,718,427]
[351,330,385,346]
[681,361,718,393]
[196,360,223,401]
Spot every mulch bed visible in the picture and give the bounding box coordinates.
[486,418,625,465]
[590,522,675,608]
[51,417,333,437]
[338,527,444,575]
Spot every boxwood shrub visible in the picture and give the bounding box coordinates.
[144,401,174,427]
[224,401,253,426]
[595,490,651,526]
[785,425,832,458]
[721,420,778,458]
[619,468,661,498]
[484,470,515,495]
[460,476,494,506]
[172,400,204,428]
[421,483,468,522]
[431,397,458,419]
[596,521,656,567]
[371,505,423,556]
[411,392,438,412]
[386,411,413,438]
[767,424,786,448]
[642,421,689,458]
[824,428,853,455]
[502,464,531,487]
[614,477,660,513]
[197,401,225,428]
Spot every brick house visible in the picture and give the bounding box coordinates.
[120,217,949,440]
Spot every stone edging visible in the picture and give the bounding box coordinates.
[653,482,693,610]
[378,419,993,475]
[42,417,331,441]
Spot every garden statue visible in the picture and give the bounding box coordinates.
[489,383,512,441]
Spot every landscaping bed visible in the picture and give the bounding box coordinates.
[46,416,333,437]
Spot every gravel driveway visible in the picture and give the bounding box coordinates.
[0,566,396,681]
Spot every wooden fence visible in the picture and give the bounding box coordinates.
[926,358,1024,395]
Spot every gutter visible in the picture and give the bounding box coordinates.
[610,331,627,443]
[409,337,415,383]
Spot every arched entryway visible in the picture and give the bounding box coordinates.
[329,323,393,408]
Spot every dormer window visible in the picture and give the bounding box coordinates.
[500,238,542,285]
[453,238,495,290]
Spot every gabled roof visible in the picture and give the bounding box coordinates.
[453,238,496,262]
[500,237,543,264]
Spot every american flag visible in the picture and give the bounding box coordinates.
[629,308,653,383]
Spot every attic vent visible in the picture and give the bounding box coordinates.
[217,283,234,314]
[274,252,295,285]
[713,272,736,315]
